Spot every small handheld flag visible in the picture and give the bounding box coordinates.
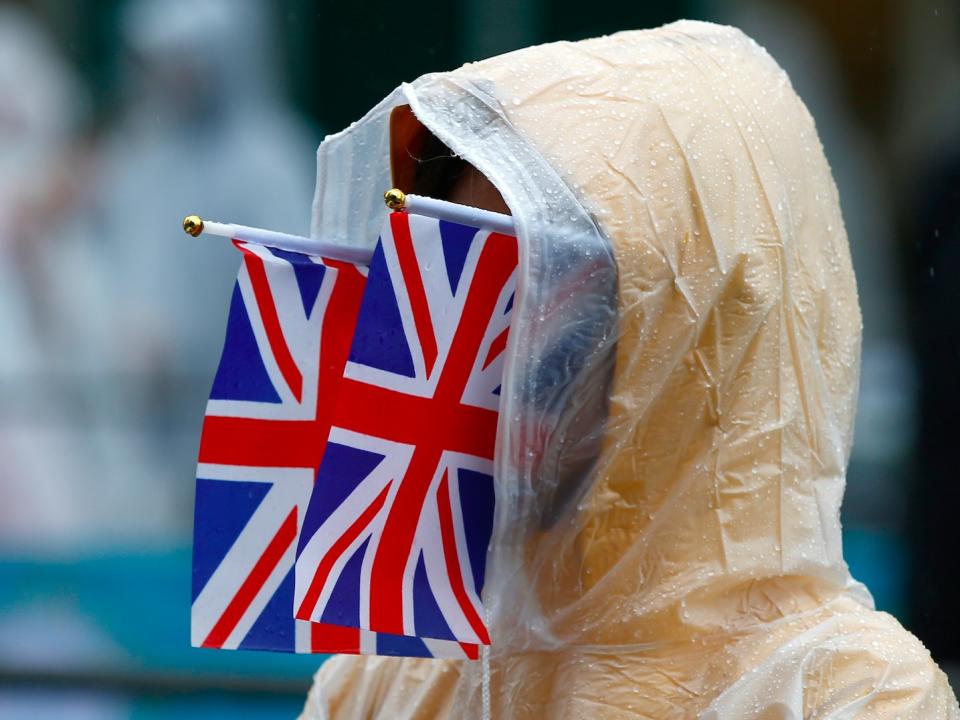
[189,195,516,658]
[294,211,517,646]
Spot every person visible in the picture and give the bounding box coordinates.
[0,4,93,544]
[52,0,318,541]
[301,21,959,718]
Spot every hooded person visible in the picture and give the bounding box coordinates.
[300,21,959,719]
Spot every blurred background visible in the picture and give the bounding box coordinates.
[0,0,957,716]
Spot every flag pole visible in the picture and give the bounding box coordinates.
[182,216,374,265]
[383,189,515,235]
[181,192,514,263]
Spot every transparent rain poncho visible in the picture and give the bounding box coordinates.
[302,20,959,719]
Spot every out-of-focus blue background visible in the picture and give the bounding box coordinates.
[1,0,957,717]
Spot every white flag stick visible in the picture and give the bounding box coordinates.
[182,216,374,265]
[397,192,516,236]
[182,191,515,264]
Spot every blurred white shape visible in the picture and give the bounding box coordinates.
[0,0,318,549]
[0,7,94,548]
[0,7,83,246]
[88,0,317,376]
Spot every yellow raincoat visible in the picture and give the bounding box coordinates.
[301,20,959,719]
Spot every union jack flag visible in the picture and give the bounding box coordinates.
[191,238,477,659]
[295,212,518,647]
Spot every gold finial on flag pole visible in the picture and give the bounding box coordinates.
[183,215,204,237]
[383,188,406,210]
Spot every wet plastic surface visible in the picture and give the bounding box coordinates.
[302,20,959,719]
